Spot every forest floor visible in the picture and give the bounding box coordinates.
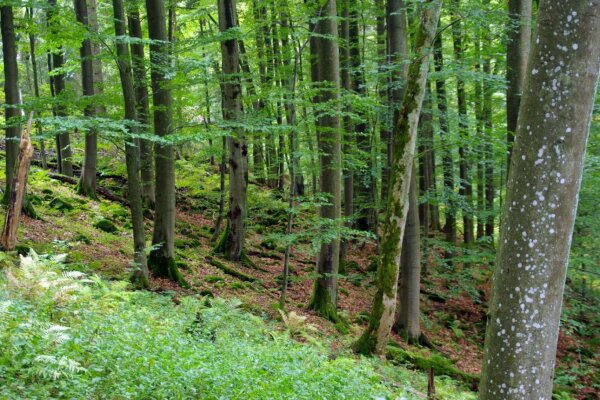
[2,156,598,399]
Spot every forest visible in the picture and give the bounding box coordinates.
[0,0,598,398]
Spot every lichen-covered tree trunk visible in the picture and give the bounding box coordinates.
[74,0,98,197]
[215,0,247,261]
[506,0,532,168]
[1,5,21,197]
[480,1,600,397]
[127,7,156,208]
[146,0,181,283]
[353,0,441,355]
[112,0,148,288]
[307,0,342,321]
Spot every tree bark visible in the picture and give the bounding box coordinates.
[1,114,34,251]
[480,1,600,397]
[74,0,98,197]
[47,0,73,177]
[450,0,473,245]
[433,33,456,245]
[1,5,21,197]
[146,0,181,283]
[214,0,247,261]
[506,0,532,170]
[307,0,342,321]
[353,0,441,355]
[112,0,149,288]
[27,8,47,170]
[128,7,156,208]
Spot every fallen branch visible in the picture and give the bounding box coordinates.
[48,172,129,205]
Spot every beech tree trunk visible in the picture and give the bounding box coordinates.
[146,0,181,283]
[47,0,73,177]
[75,0,98,197]
[450,0,473,245]
[433,33,456,245]
[112,0,149,288]
[128,7,156,208]
[480,1,600,397]
[354,0,441,355]
[307,0,342,321]
[506,0,532,169]
[214,0,247,261]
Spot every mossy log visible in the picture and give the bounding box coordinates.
[206,256,259,283]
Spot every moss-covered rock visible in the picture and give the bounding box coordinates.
[49,197,74,212]
[94,219,118,233]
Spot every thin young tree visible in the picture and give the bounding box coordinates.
[307,0,342,321]
[480,1,600,397]
[354,0,442,355]
[146,0,181,283]
[112,0,149,288]
[213,0,247,262]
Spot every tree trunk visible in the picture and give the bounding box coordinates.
[395,171,421,342]
[47,0,73,177]
[506,0,532,169]
[353,0,441,355]
[214,0,247,262]
[27,8,47,170]
[480,1,600,397]
[146,0,181,283]
[128,7,156,208]
[450,0,473,245]
[1,114,33,251]
[339,0,353,266]
[1,5,21,197]
[112,0,149,288]
[307,0,342,321]
[483,57,494,239]
[74,0,98,197]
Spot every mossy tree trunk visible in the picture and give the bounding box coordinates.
[112,0,148,288]
[307,0,342,321]
[480,1,600,397]
[74,0,98,198]
[128,6,156,209]
[215,0,247,262]
[353,0,441,355]
[146,0,181,283]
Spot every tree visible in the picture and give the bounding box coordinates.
[354,0,442,355]
[74,0,98,197]
[47,0,74,177]
[480,1,600,397]
[146,0,181,283]
[506,0,532,168]
[307,0,342,321]
[1,5,21,198]
[127,5,156,208]
[112,0,149,288]
[214,0,247,262]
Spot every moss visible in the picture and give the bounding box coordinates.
[205,276,224,283]
[49,197,74,212]
[199,289,214,297]
[228,282,245,290]
[207,256,259,282]
[386,344,479,386]
[73,233,91,245]
[14,244,30,256]
[93,219,118,234]
[148,251,188,288]
[307,281,339,323]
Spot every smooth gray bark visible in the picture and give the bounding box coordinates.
[480,1,600,397]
